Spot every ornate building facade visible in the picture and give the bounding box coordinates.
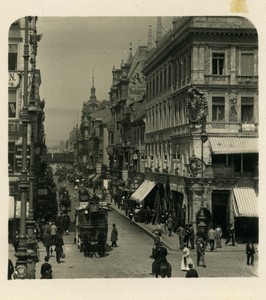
[142,16,258,241]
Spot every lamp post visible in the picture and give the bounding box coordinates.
[14,16,31,279]
[186,86,208,236]
[27,16,42,264]
[198,119,208,235]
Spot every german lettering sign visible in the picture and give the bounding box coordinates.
[8,72,20,88]
[15,145,30,172]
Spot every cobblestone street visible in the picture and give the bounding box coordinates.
[9,207,258,279]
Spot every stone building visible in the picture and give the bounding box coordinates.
[8,17,47,241]
[141,16,258,242]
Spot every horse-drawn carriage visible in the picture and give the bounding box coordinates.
[74,189,108,252]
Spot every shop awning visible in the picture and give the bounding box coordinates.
[233,188,258,217]
[209,137,258,154]
[92,174,102,182]
[130,180,156,203]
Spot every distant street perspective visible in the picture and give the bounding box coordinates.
[8,16,258,280]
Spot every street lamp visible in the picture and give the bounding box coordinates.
[27,16,42,264]
[14,16,31,279]
[198,125,208,235]
[186,86,208,236]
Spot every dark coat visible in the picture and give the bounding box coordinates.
[185,268,199,278]
[246,243,255,255]
[97,230,106,245]
[41,262,53,279]
[111,227,118,242]
[55,234,64,252]
[43,233,52,247]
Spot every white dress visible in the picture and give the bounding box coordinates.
[181,246,194,271]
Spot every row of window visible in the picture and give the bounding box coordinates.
[146,96,254,130]
[146,50,256,100]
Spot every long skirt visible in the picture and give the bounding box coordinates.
[181,256,194,271]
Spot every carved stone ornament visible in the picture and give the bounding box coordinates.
[186,87,208,129]
[188,156,204,177]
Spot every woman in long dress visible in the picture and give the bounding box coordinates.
[181,243,194,271]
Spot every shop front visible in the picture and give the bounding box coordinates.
[232,188,258,243]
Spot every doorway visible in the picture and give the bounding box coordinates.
[212,190,230,236]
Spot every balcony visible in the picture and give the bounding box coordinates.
[236,76,258,85]
[204,75,230,85]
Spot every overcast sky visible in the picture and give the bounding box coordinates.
[36,17,173,147]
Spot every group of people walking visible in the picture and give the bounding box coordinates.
[150,221,256,279]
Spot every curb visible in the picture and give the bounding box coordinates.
[110,205,176,251]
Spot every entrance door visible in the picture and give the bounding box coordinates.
[212,191,230,236]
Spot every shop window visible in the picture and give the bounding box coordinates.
[241,52,254,76]
[243,153,257,172]
[241,97,254,123]
[212,97,225,121]
[8,44,18,71]
[212,154,226,164]
[212,53,225,75]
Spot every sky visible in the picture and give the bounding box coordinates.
[36,17,173,147]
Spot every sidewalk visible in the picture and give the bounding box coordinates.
[110,202,251,253]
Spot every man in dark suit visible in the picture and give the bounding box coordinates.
[185,263,199,278]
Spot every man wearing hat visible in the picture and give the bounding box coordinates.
[40,256,53,279]
[185,263,199,278]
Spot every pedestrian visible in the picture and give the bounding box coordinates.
[151,209,157,225]
[225,224,235,246]
[188,224,195,249]
[151,242,171,277]
[42,221,51,241]
[97,228,106,256]
[196,238,206,267]
[111,223,118,247]
[54,232,64,264]
[181,243,194,271]
[43,231,52,258]
[167,215,174,237]
[40,256,53,279]
[208,226,215,251]
[50,222,58,251]
[195,229,207,242]
[62,214,71,235]
[8,259,14,280]
[83,231,91,257]
[176,225,186,249]
[129,207,134,224]
[145,206,151,224]
[184,224,190,247]
[214,225,223,248]
[246,241,255,266]
[159,210,166,226]
[124,200,129,216]
[152,232,163,253]
[185,263,199,278]
[114,192,119,206]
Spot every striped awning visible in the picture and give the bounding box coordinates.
[233,188,258,217]
[209,137,258,154]
[130,180,156,203]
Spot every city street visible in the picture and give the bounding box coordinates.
[9,177,258,279]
